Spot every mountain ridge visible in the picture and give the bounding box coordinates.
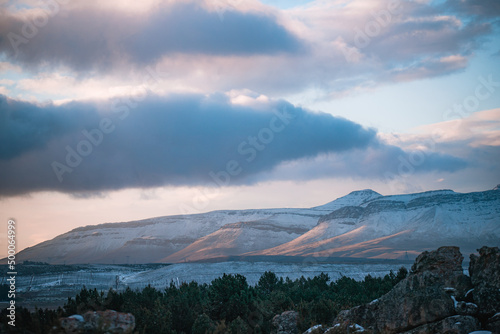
[7,186,500,264]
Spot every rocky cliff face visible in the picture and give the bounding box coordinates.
[469,246,500,332]
[304,246,500,334]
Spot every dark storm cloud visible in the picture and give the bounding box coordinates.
[0,96,101,160]
[126,3,303,64]
[0,93,378,195]
[0,93,472,195]
[257,143,469,183]
[0,2,302,71]
[444,0,500,19]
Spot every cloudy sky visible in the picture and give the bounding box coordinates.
[1,0,499,254]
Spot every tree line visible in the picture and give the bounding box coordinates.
[1,267,408,333]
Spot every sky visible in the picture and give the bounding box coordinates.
[0,0,499,255]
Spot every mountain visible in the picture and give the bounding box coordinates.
[250,189,500,259]
[9,187,500,264]
[312,189,383,212]
[13,208,324,264]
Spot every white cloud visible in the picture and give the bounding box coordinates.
[0,86,10,95]
[416,108,500,147]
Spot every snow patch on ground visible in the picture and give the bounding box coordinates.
[304,324,323,333]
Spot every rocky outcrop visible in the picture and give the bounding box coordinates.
[485,312,500,333]
[399,315,479,334]
[333,246,473,333]
[304,246,500,334]
[469,246,500,321]
[59,315,85,333]
[57,310,135,334]
[273,311,299,334]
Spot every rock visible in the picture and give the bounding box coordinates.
[303,324,366,334]
[323,322,370,334]
[331,246,473,333]
[455,300,479,316]
[399,315,480,334]
[412,246,472,299]
[411,246,463,274]
[486,312,500,333]
[58,310,135,334]
[302,324,325,334]
[273,311,299,334]
[469,246,500,319]
[60,315,84,333]
[83,310,135,333]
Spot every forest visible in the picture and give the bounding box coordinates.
[0,267,408,333]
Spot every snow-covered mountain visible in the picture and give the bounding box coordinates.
[250,189,500,259]
[14,208,323,264]
[10,187,500,264]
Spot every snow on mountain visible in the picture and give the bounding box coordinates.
[15,209,318,264]
[12,208,325,264]
[313,189,383,212]
[249,189,500,260]
[162,219,311,263]
[9,187,500,264]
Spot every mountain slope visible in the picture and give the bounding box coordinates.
[13,207,328,264]
[312,189,383,211]
[9,187,500,264]
[15,209,319,264]
[249,189,500,259]
[162,219,310,263]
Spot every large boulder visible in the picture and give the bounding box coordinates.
[59,315,85,333]
[58,310,135,334]
[469,246,500,319]
[410,246,471,299]
[83,310,135,333]
[331,246,472,333]
[411,246,463,274]
[273,311,299,334]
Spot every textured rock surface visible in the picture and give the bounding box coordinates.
[83,310,135,333]
[455,300,479,316]
[486,312,500,333]
[411,246,472,299]
[58,310,135,334]
[59,315,84,333]
[303,246,500,334]
[322,323,369,333]
[331,246,471,333]
[411,246,463,274]
[469,246,500,319]
[273,311,299,334]
[400,315,480,334]
[302,324,325,334]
